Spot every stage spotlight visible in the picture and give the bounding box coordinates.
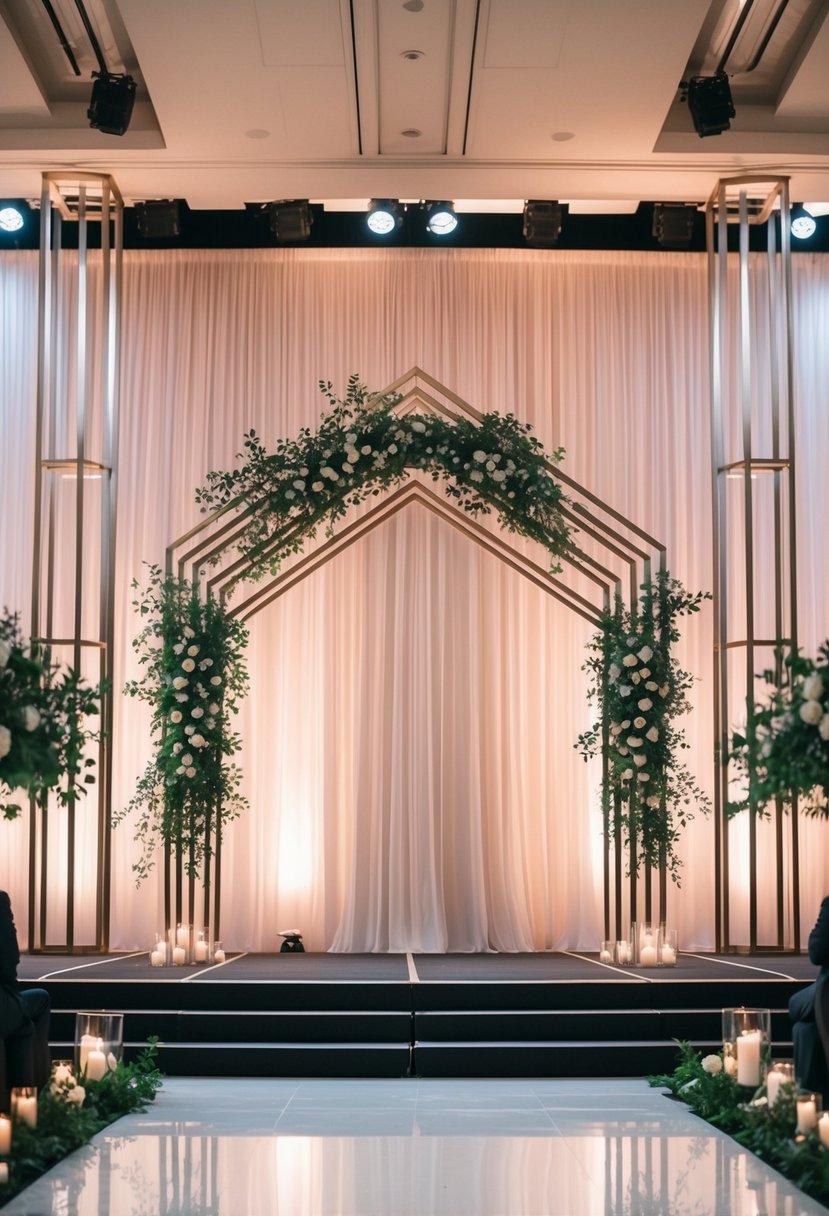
[685,72,735,137]
[424,201,458,235]
[88,71,137,136]
[367,199,403,235]
[0,201,27,234]
[652,203,698,249]
[790,204,817,240]
[523,200,563,247]
[134,199,182,239]
[266,200,313,243]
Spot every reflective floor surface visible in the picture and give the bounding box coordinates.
[2,1077,825,1215]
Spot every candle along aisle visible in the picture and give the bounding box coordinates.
[736,1031,762,1086]
[194,932,208,962]
[819,1113,829,1147]
[722,1007,771,1085]
[74,1012,124,1078]
[10,1089,37,1129]
[797,1092,820,1134]
[0,1114,11,1155]
[766,1061,795,1106]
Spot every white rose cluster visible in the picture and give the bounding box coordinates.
[606,637,668,794]
[799,670,827,733]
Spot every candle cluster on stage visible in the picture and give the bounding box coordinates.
[149,924,224,966]
[599,922,678,967]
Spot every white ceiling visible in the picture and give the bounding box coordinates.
[0,0,828,213]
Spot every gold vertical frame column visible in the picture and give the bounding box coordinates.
[707,176,799,953]
[29,172,123,953]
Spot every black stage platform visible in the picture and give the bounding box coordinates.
[19,951,816,1080]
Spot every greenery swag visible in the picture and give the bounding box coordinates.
[194,375,571,579]
[651,1042,829,1207]
[577,573,711,882]
[729,642,829,817]
[0,609,102,820]
[117,565,249,881]
[0,1046,162,1206]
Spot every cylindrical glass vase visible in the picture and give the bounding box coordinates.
[658,928,678,966]
[75,1011,124,1080]
[796,1090,821,1134]
[722,1007,771,1087]
[10,1088,37,1129]
[766,1060,795,1107]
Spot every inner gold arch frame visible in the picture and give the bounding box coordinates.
[164,368,668,939]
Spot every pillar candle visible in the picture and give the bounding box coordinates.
[736,1030,762,1087]
[13,1095,37,1129]
[176,925,189,948]
[661,945,677,965]
[599,949,613,963]
[150,949,164,967]
[797,1096,818,1134]
[767,1070,783,1106]
[78,1033,97,1073]
[819,1113,829,1147]
[640,945,658,967]
[85,1041,107,1082]
[172,945,186,966]
[194,939,208,962]
[0,1163,8,1185]
[213,948,226,964]
[0,1115,11,1155]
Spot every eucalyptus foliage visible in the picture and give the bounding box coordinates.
[729,642,829,817]
[118,566,249,881]
[0,609,102,820]
[651,1042,829,1207]
[576,573,711,881]
[195,374,571,580]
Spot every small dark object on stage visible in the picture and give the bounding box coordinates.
[279,930,305,953]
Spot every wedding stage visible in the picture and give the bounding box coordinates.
[18,949,814,1080]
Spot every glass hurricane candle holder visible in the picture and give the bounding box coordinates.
[194,930,209,963]
[766,1060,795,1107]
[150,933,167,967]
[796,1090,821,1134]
[75,1011,124,1080]
[628,923,638,964]
[616,939,632,966]
[599,940,615,964]
[0,1112,12,1155]
[212,940,225,964]
[638,922,658,967]
[10,1088,37,1129]
[658,928,678,966]
[722,1007,771,1087]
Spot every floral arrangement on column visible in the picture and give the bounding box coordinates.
[728,642,829,815]
[0,609,102,819]
[194,374,571,578]
[118,565,249,881]
[576,573,711,881]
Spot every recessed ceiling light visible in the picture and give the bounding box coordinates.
[245,129,270,140]
[403,0,424,10]
[551,131,575,142]
[401,128,422,138]
[401,49,424,60]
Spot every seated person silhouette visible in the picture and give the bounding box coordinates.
[789,894,829,1096]
[0,890,51,1093]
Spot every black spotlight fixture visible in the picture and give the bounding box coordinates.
[790,204,817,240]
[278,930,305,953]
[265,200,313,243]
[652,203,698,249]
[523,200,563,247]
[134,199,183,239]
[685,72,735,137]
[367,199,404,236]
[88,70,137,136]
[423,201,458,236]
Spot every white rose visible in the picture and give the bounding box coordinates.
[209,703,220,715]
[22,705,40,731]
[622,654,638,668]
[299,466,309,477]
[181,753,193,766]
[701,1055,723,1075]
[619,686,632,697]
[646,795,660,808]
[658,684,670,698]
[800,700,823,725]
[609,723,622,736]
[285,490,295,500]
[0,725,11,758]
[173,643,184,655]
[66,1085,86,1106]
[646,681,658,691]
[361,444,372,455]
[190,734,206,748]
[617,747,629,756]
[293,479,306,491]
[803,673,824,701]
[637,646,653,663]
[172,742,183,755]
[820,715,829,741]
[187,644,200,657]
[191,707,204,719]
[608,664,621,682]
[312,481,324,492]
[630,673,641,684]
[633,717,646,729]
[186,767,196,778]
[622,768,634,780]
[175,693,188,703]
[181,658,196,672]
[627,737,643,748]
[210,676,222,686]
[183,626,195,639]
[184,725,195,735]
[491,470,506,482]
[724,1054,738,1077]
[640,667,651,679]
[472,450,487,463]
[637,772,650,782]
[469,470,484,483]
[173,676,188,690]
[634,754,648,768]
[0,638,11,667]
[411,420,426,433]
[202,658,213,668]
[638,698,653,711]
[170,710,183,724]
[646,727,659,743]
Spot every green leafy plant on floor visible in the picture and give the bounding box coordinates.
[651,1041,829,1205]
[0,1043,163,1208]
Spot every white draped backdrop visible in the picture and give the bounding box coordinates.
[1,247,828,952]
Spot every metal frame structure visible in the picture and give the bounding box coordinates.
[163,368,667,944]
[29,172,123,952]
[707,176,799,952]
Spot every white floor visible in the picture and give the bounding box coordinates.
[1,1077,824,1216]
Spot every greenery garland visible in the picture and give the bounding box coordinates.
[0,1046,162,1206]
[576,573,711,881]
[651,1042,829,1206]
[0,609,102,820]
[728,642,829,817]
[195,375,571,579]
[117,566,249,882]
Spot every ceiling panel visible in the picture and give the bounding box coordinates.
[0,15,49,116]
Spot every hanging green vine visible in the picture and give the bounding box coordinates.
[195,374,571,580]
[117,565,249,881]
[1,609,102,820]
[728,642,829,816]
[576,572,711,882]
